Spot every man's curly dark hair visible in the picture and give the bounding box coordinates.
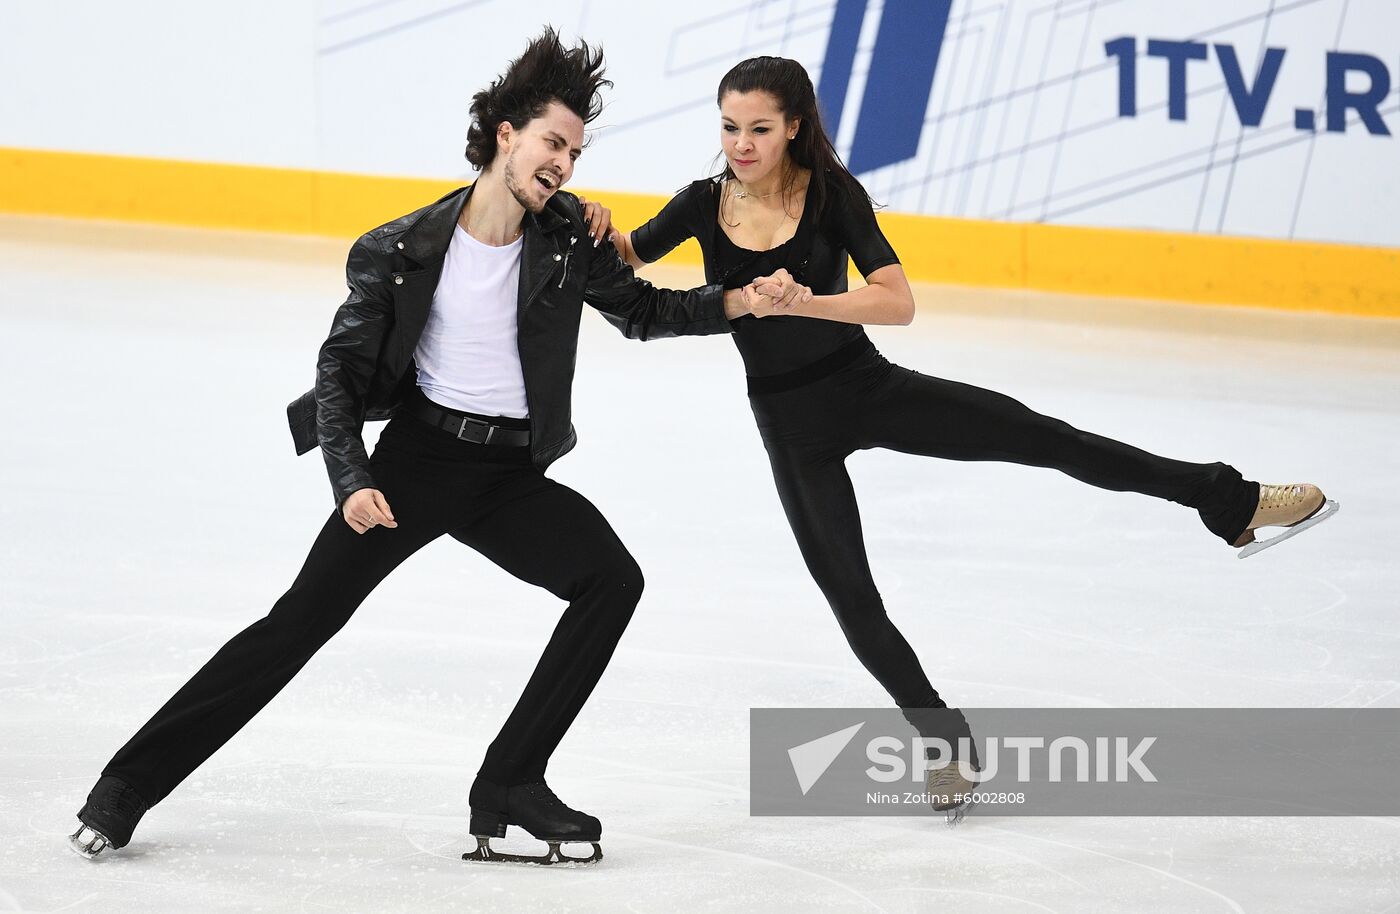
[464,27,611,171]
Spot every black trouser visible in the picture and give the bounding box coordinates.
[747,348,1257,713]
[103,410,643,806]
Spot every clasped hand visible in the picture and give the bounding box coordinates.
[743,268,813,317]
[580,196,812,318]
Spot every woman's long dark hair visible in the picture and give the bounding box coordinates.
[712,56,873,220]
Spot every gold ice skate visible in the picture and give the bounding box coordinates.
[1234,484,1338,558]
[927,762,979,825]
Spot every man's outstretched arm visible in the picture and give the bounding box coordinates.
[583,240,749,340]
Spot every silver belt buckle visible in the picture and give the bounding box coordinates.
[457,416,496,444]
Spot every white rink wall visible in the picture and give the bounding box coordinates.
[4,0,1399,246]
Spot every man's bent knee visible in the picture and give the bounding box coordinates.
[605,552,645,602]
[581,550,645,608]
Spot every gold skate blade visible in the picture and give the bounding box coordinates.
[462,834,603,865]
[1238,499,1339,559]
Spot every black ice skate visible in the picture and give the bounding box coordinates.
[463,779,603,865]
[69,776,150,859]
[1235,483,1339,558]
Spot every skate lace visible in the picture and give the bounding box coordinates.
[927,766,972,788]
[1259,484,1307,510]
[522,782,568,811]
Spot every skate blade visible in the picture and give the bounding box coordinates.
[68,825,110,859]
[934,797,975,827]
[462,835,603,866]
[928,768,979,827]
[1237,499,1339,559]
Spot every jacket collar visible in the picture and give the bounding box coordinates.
[529,196,571,235]
[396,182,571,263]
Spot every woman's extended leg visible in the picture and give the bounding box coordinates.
[857,366,1260,544]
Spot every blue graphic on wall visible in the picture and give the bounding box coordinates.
[818,0,953,174]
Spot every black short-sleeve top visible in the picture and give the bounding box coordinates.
[630,173,900,378]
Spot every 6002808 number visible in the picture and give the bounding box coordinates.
[908,791,1027,805]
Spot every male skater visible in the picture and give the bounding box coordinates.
[70,28,750,866]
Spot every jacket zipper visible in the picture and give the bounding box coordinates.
[522,233,575,306]
[557,235,577,288]
[523,250,563,308]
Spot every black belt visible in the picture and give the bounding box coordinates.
[408,399,531,446]
[745,337,875,395]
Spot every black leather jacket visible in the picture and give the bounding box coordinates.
[287,184,730,507]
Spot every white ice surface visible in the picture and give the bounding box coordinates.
[1,216,1397,913]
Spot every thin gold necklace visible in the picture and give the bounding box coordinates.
[733,184,783,200]
[466,223,522,244]
[723,179,794,228]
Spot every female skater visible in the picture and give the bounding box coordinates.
[582,57,1335,814]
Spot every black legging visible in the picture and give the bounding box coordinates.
[747,347,1257,712]
[103,411,643,807]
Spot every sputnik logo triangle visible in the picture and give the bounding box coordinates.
[787,722,865,795]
